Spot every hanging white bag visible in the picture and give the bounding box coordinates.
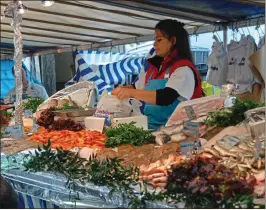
[95,90,132,118]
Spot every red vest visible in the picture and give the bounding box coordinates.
[145,51,203,99]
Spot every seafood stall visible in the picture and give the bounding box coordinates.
[1,0,265,209]
[1,86,265,208]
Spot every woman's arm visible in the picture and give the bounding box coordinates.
[130,89,157,104]
[112,87,156,104]
[111,87,179,105]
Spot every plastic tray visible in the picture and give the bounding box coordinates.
[53,108,96,118]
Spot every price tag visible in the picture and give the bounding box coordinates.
[217,135,240,150]
[220,84,234,97]
[180,140,202,157]
[224,97,236,108]
[94,110,113,126]
[255,136,262,160]
[3,97,10,104]
[24,109,33,118]
[183,121,200,137]
[1,125,23,138]
[184,105,197,120]
[30,118,40,133]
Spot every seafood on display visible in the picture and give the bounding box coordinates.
[200,134,265,174]
[245,107,265,123]
[152,121,207,146]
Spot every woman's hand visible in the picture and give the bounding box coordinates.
[112,87,156,105]
[112,86,133,100]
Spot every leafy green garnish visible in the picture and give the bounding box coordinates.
[23,97,45,113]
[23,140,142,208]
[22,141,263,209]
[105,122,154,148]
[204,98,265,127]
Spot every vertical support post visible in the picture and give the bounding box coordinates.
[223,25,228,50]
[7,1,24,126]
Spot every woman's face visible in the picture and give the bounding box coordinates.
[153,29,176,58]
[13,68,28,86]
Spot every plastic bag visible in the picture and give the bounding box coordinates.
[95,90,132,118]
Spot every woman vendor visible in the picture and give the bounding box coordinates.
[6,66,48,103]
[112,19,203,130]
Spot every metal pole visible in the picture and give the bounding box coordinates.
[3,1,24,126]
[223,25,228,50]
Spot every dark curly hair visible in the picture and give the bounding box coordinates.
[0,175,18,208]
[155,19,193,62]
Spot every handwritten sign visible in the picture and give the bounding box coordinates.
[224,97,236,108]
[217,135,240,150]
[94,110,113,126]
[1,125,23,138]
[255,136,262,160]
[180,140,202,157]
[183,121,200,137]
[184,105,197,120]
[31,119,40,133]
[3,97,10,104]
[24,109,33,118]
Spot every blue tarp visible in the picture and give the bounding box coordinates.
[0,60,43,99]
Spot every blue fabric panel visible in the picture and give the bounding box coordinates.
[18,192,25,209]
[39,199,47,209]
[26,195,34,209]
[0,60,44,99]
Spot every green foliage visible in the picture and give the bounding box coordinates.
[23,97,45,113]
[204,98,265,127]
[105,122,154,148]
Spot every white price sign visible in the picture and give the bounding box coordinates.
[183,121,200,137]
[217,135,240,150]
[1,125,23,138]
[255,136,262,160]
[31,119,40,133]
[224,97,236,108]
[184,105,197,120]
[180,140,202,157]
[24,109,33,118]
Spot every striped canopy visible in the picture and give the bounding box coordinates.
[65,48,156,94]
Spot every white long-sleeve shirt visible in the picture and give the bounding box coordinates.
[7,82,48,103]
[135,66,195,101]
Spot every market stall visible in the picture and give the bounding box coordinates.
[1,0,265,209]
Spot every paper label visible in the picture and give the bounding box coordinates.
[184,105,197,120]
[183,121,200,137]
[3,97,10,104]
[30,118,40,133]
[94,110,113,126]
[217,135,240,150]
[1,125,23,138]
[255,136,262,159]
[24,109,33,118]
[224,97,236,108]
[180,140,202,157]
[220,84,234,97]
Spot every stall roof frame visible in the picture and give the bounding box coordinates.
[0,0,265,58]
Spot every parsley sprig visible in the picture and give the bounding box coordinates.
[204,98,265,127]
[23,97,45,113]
[105,122,154,148]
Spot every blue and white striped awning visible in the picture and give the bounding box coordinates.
[75,50,129,69]
[66,50,155,94]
